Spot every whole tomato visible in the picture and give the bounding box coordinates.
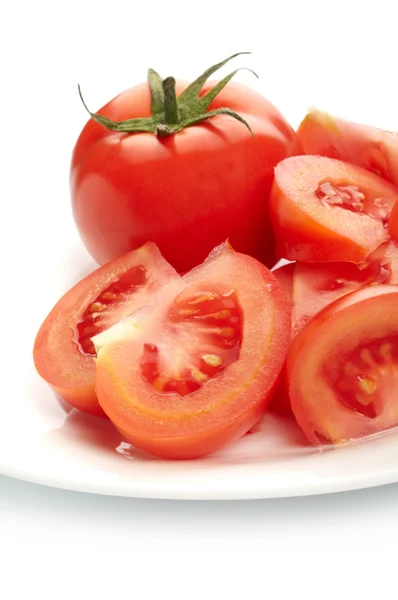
[71,53,300,272]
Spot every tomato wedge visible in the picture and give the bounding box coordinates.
[94,243,291,459]
[269,253,393,416]
[33,243,178,416]
[292,258,388,334]
[297,108,398,185]
[287,285,398,444]
[289,242,398,333]
[269,155,398,263]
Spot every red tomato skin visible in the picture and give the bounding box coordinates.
[33,243,178,417]
[94,245,292,459]
[297,109,398,185]
[114,400,267,460]
[71,81,300,273]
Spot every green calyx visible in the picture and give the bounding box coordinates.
[78,52,258,137]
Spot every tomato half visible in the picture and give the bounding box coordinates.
[94,243,291,459]
[33,243,178,416]
[71,56,300,273]
[297,108,398,185]
[287,285,398,444]
[269,155,398,263]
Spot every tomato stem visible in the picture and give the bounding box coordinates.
[79,53,257,138]
[163,77,179,126]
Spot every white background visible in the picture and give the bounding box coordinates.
[2,1,398,598]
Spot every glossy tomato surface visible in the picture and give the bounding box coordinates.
[33,243,178,416]
[71,80,300,272]
[269,155,398,263]
[287,286,398,444]
[94,244,291,459]
[297,108,398,185]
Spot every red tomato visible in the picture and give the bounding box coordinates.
[297,108,398,185]
[71,54,300,273]
[33,243,178,416]
[287,285,398,444]
[269,155,398,263]
[94,243,291,459]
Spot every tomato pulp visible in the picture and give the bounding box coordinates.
[94,244,291,458]
[33,243,178,416]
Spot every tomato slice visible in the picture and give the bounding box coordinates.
[93,243,291,459]
[33,243,178,416]
[269,155,398,263]
[297,109,398,185]
[287,285,398,444]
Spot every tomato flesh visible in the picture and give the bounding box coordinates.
[94,243,291,459]
[289,241,398,334]
[297,108,398,185]
[269,155,398,263]
[292,257,388,333]
[141,289,242,397]
[326,336,398,420]
[76,265,148,356]
[287,286,398,444]
[33,243,178,416]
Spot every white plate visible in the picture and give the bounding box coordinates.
[4,45,398,500]
[3,199,398,500]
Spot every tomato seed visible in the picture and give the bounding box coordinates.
[189,293,215,304]
[89,302,104,313]
[202,354,222,367]
[191,369,208,382]
[357,376,377,395]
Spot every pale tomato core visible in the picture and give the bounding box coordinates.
[76,265,147,356]
[140,289,243,396]
[315,180,390,225]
